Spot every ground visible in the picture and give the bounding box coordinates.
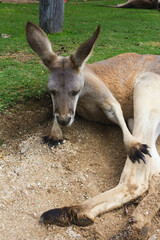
[0,98,160,240]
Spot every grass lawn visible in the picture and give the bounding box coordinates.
[0,0,160,112]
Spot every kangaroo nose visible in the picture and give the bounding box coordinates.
[56,116,71,126]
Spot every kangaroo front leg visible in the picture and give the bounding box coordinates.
[101,99,151,163]
[42,118,63,148]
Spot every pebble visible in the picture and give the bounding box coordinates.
[19,142,29,154]
[67,228,81,238]
[33,213,37,217]
[1,33,12,38]
[148,234,157,240]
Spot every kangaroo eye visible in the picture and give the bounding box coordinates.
[71,90,80,96]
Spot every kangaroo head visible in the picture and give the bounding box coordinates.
[26,22,100,126]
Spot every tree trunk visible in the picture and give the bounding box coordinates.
[39,0,64,34]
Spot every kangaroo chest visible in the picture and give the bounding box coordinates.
[77,93,133,124]
[77,53,160,124]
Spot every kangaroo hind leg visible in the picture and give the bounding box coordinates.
[39,72,160,227]
[110,72,160,239]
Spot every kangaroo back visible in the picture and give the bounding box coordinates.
[85,53,160,119]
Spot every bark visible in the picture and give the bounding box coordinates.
[39,0,64,34]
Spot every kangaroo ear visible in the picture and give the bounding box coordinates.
[70,25,100,68]
[26,22,57,69]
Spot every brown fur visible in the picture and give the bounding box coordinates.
[26,21,155,160]
[85,53,159,120]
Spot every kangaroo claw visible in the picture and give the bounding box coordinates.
[140,144,152,157]
[128,144,151,164]
[41,136,63,148]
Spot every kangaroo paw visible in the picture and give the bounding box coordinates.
[41,136,63,148]
[128,143,151,164]
[39,206,94,227]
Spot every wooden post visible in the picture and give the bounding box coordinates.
[39,0,64,34]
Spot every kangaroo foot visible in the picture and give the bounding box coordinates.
[39,206,94,227]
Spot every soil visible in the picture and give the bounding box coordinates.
[0,97,160,240]
[1,0,38,3]
[1,51,36,62]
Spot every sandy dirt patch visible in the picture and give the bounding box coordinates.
[0,99,160,240]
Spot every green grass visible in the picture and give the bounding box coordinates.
[0,1,160,111]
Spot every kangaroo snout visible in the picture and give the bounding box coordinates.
[56,115,71,126]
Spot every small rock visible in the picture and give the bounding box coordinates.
[1,34,12,38]
[67,227,81,238]
[19,142,29,154]
[148,234,157,240]
[33,212,37,217]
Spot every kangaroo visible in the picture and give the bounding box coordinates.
[99,0,159,9]
[26,22,151,164]
[26,22,160,231]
